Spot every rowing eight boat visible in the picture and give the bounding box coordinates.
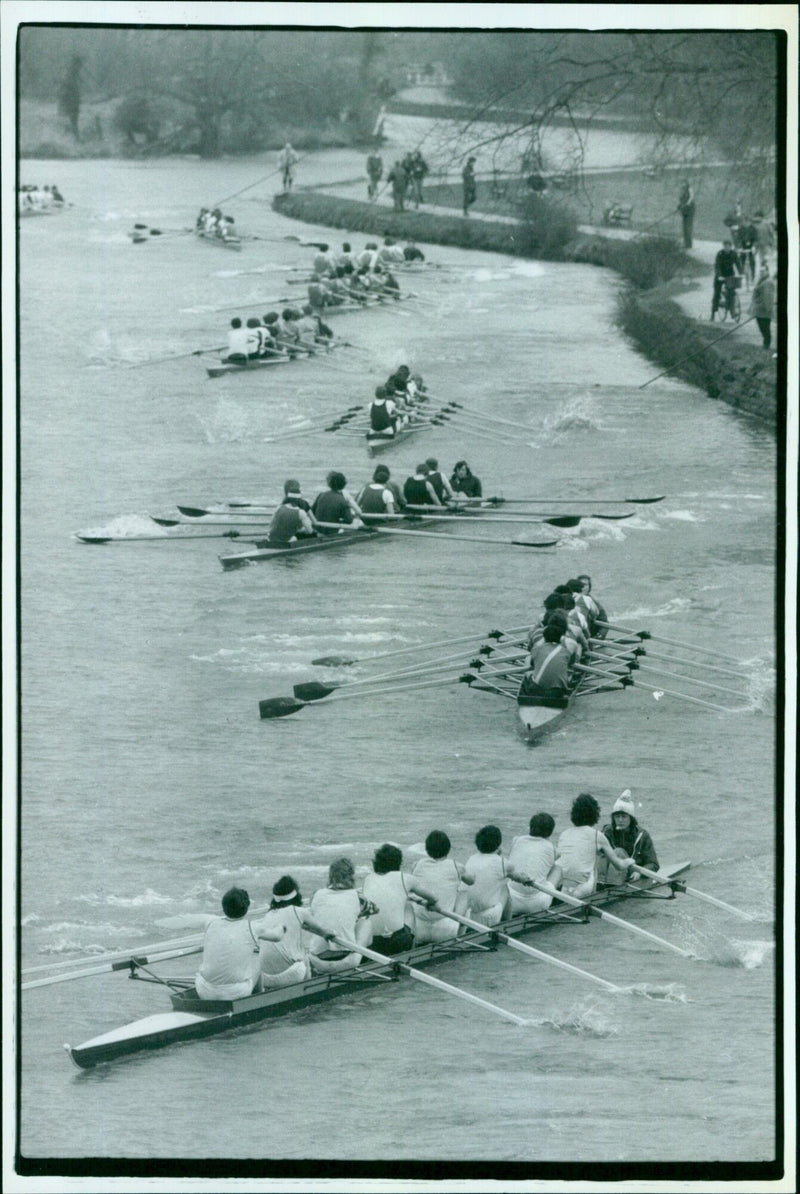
[65,861,690,1068]
[196,229,242,251]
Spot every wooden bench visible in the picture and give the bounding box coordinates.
[603,203,633,227]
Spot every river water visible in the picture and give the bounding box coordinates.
[16,155,780,1175]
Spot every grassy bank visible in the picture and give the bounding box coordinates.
[424,162,776,246]
[273,189,776,427]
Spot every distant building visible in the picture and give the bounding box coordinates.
[404,62,452,87]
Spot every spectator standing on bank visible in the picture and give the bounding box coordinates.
[749,265,776,349]
[462,157,477,217]
[387,159,408,212]
[366,149,383,201]
[409,151,429,207]
[677,180,695,249]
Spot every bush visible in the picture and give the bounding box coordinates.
[565,233,693,290]
[516,193,579,259]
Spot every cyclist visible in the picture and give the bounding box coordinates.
[711,239,741,321]
[279,142,299,192]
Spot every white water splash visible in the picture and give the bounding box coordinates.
[196,398,251,444]
[106,888,175,908]
[75,513,166,539]
[621,982,689,1003]
[538,1001,619,1037]
[661,509,703,522]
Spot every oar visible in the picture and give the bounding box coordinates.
[595,621,745,665]
[370,525,559,548]
[531,883,693,958]
[75,530,244,545]
[433,907,624,993]
[296,644,506,699]
[151,515,273,528]
[127,344,227,369]
[630,661,749,699]
[402,505,605,527]
[628,864,756,922]
[22,944,205,990]
[331,937,530,1026]
[259,673,461,719]
[311,624,534,668]
[622,645,749,680]
[484,495,665,506]
[575,662,745,713]
[439,400,537,433]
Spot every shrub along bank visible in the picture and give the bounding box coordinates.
[274,190,776,425]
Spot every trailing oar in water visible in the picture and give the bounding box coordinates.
[75,529,245,545]
[306,521,558,549]
[311,623,534,669]
[531,883,693,959]
[434,907,624,993]
[595,621,744,665]
[331,937,531,1026]
[127,344,227,369]
[574,661,747,714]
[22,944,205,989]
[484,495,665,506]
[403,504,631,525]
[384,509,582,529]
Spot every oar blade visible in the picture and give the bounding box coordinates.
[511,539,558,549]
[258,697,306,719]
[177,506,210,518]
[293,681,337,702]
[543,516,581,528]
[310,655,356,668]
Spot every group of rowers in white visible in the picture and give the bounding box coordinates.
[19,184,65,214]
[225,305,333,364]
[196,207,237,239]
[520,577,611,699]
[195,790,659,1001]
[264,453,483,546]
[305,238,424,310]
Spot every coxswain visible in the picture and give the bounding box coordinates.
[226,317,250,364]
[403,463,442,507]
[598,790,659,885]
[196,207,209,230]
[403,242,425,262]
[51,183,65,204]
[311,471,363,531]
[450,460,482,498]
[195,887,284,1001]
[518,622,577,699]
[267,480,316,545]
[385,364,412,399]
[357,464,398,516]
[305,305,333,340]
[425,458,456,504]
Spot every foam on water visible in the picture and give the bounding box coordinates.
[661,509,703,522]
[75,513,165,538]
[538,1000,619,1038]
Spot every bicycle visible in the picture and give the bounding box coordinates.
[712,275,741,323]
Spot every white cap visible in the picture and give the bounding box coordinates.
[612,790,635,817]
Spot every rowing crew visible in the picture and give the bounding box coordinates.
[307,263,401,310]
[19,184,65,212]
[520,578,610,698]
[369,364,428,434]
[266,459,484,543]
[196,207,236,239]
[226,307,333,363]
[311,238,425,278]
[195,791,658,999]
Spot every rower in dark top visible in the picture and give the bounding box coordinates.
[311,472,363,531]
[450,460,482,498]
[403,463,442,507]
[357,465,397,515]
[268,480,316,545]
[519,622,576,699]
[425,458,455,504]
[369,386,402,436]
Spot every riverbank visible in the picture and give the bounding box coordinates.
[272,188,778,426]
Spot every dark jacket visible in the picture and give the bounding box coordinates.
[601,819,659,871]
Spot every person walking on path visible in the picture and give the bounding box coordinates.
[677,180,695,249]
[279,142,299,192]
[387,159,408,212]
[749,265,776,349]
[752,210,776,271]
[366,149,383,201]
[462,157,477,218]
